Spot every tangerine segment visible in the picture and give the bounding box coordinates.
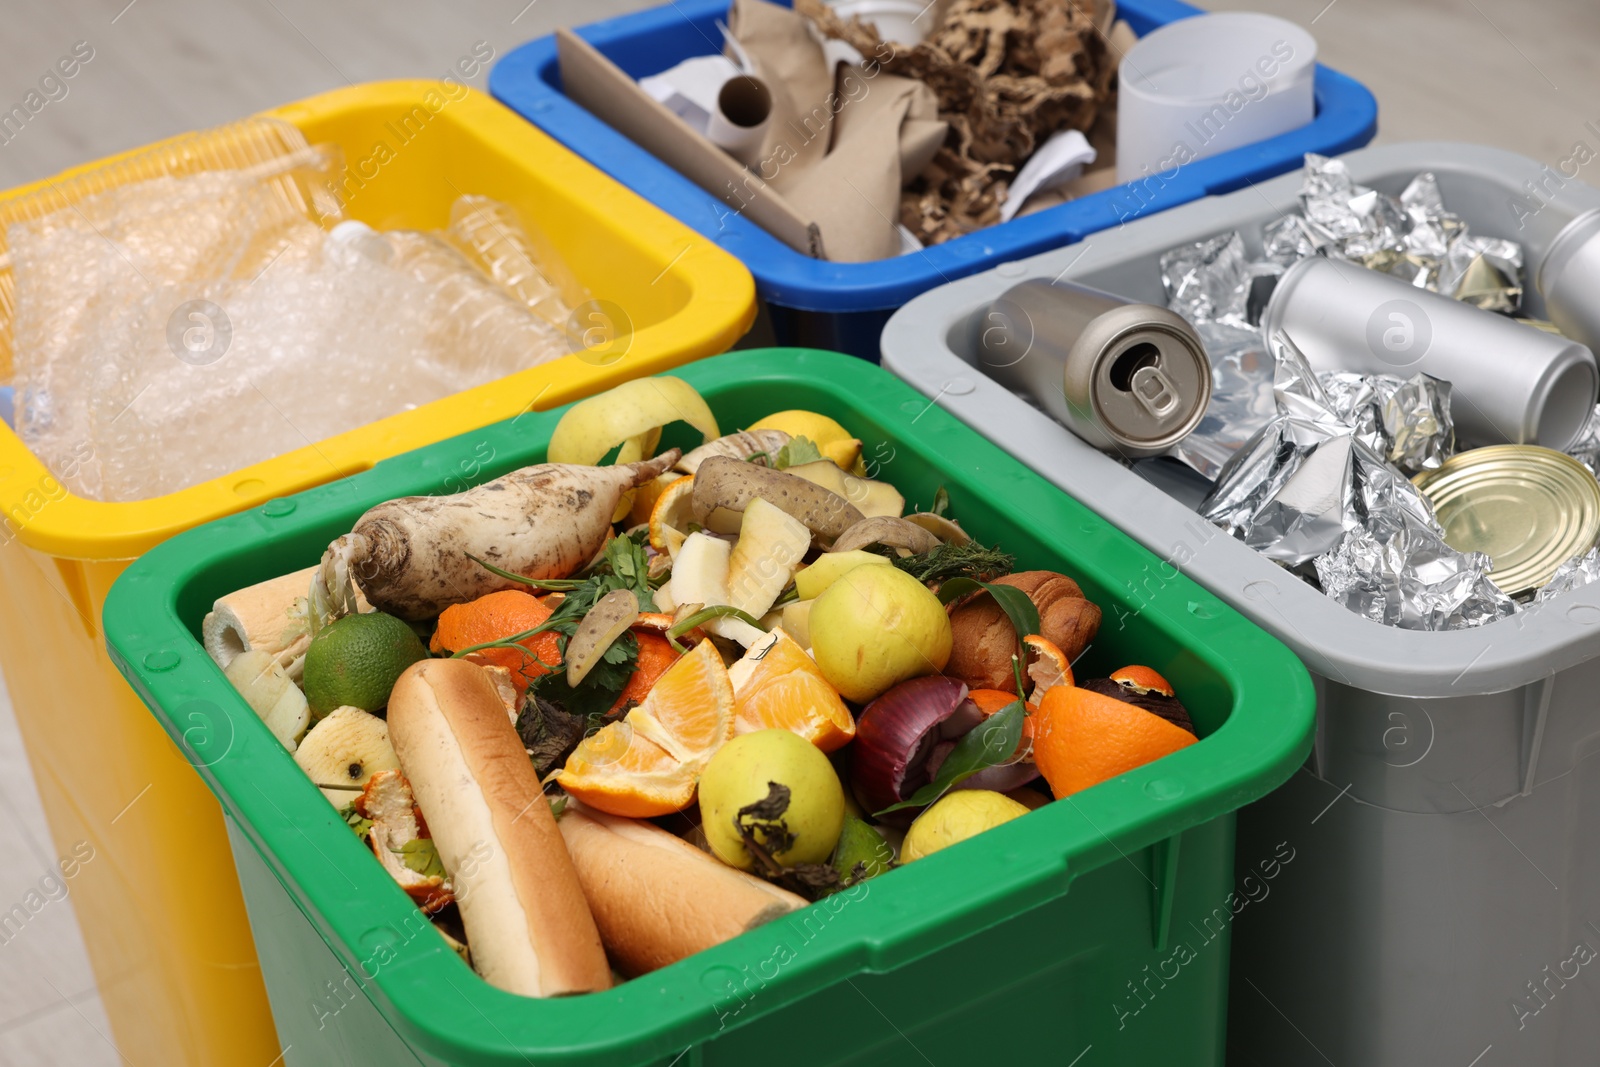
[1032,686,1197,799]
[430,590,562,697]
[557,721,697,817]
[626,638,735,761]
[731,631,855,752]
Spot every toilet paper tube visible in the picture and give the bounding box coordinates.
[1263,255,1599,450]
[704,75,773,168]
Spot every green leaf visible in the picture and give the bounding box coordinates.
[931,486,951,518]
[773,436,824,470]
[398,838,447,879]
[528,629,639,721]
[339,802,373,840]
[875,699,1026,816]
[936,578,1041,651]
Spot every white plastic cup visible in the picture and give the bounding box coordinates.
[826,0,930,46]
[1115,12,1316,184]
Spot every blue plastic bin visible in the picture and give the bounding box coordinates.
[490,0,1378,358]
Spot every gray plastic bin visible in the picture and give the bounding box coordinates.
[881,142,1600,1067]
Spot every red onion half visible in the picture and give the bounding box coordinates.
[851,675,1040,821]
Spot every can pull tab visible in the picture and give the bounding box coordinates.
[1130,364,1180,418]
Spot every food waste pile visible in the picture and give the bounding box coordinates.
[209,376,1196,994]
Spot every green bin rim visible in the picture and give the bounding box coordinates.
[103,348,1312,1066]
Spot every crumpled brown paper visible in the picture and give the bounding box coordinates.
[729,0,947,260]
[798,0,1118,244]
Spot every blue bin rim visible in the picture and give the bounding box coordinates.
[489,0,1378,314]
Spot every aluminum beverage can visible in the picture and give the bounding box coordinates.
[1263,255,1598,450]
[978,279,1211,459]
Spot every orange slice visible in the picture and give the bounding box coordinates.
[627,638,735,761]
[648,474,696,556]
[556,639,735,816]
[1032,685,1197,799]
[730,630,856,752]
[557,721,697,818]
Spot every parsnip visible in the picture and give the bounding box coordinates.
[315,451,680,621]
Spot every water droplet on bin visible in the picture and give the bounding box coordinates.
[1144,778,1185,800]
[143,650,181,672]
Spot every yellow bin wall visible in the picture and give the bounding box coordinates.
[0,80,754,1066]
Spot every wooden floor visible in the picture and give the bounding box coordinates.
[0,0,1596,1063]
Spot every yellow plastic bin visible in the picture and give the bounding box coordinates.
[0,80,753,1067]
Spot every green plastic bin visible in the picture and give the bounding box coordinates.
[103,349,1312,1067]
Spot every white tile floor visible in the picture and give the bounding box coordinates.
[0,0,1597,1064]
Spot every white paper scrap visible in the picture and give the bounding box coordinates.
[999,129,1097,223]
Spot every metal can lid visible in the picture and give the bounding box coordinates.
[1413,445,1600,596]
[1066,304,1211,454]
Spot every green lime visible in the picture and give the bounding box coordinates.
[303,612,428,718]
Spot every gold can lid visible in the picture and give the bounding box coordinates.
[1413,445,1600,596]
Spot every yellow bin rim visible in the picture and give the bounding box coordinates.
[0,79,755,562]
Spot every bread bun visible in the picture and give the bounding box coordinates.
[559,804,806,977]
[388,658,609,996]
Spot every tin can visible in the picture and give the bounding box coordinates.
[1536,208,1600,353]
[1262,255,1599,450]
[1413,445,1600,596]
[978,279,1211,459]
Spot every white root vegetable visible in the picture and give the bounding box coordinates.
[314,451,680,621]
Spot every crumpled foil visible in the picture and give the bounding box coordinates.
[1198,334,1512,629]
[1294,154,1524,311]
[1534,547,1600,602]
[1315,517,1516,630]
[1168,322,1277,481]
[1317,370,1454,474]
[1566,404,1600,473]
[1160,231,1256,331]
